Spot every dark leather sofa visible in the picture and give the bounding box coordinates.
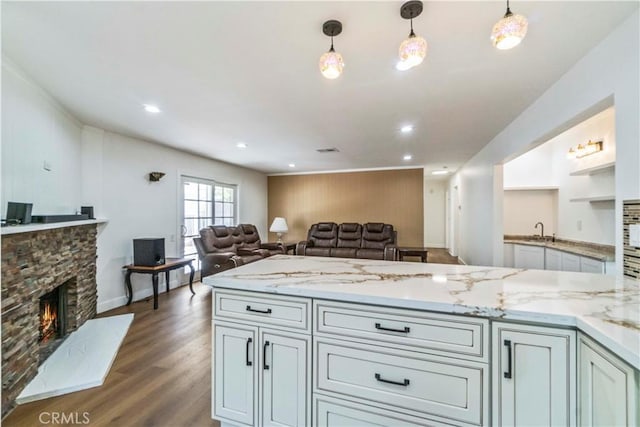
[193,224,285,277]
[296,222,397,261]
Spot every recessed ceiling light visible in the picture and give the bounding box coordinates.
[403,154,413,161]
[143,104,161,113]
[236,142,247,149]
[432,170,449,175]
[288,163,296,168]
[400,125,413,133]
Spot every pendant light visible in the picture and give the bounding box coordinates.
[319,20,344,79]
[491,0,528,50]
[398,1,427,70]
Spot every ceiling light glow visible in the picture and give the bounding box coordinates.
[236,142,247,149]
[288,163,296,168]
[403,154,413,161]
[143,104,161,113]
[400,125,414,133]
[432,170,449,175]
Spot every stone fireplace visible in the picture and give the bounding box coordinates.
[1,223,98,417]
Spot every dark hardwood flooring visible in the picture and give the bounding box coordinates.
[3,282,218,427]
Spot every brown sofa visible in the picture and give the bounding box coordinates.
[296,222,397,261]
[194,224,285,277]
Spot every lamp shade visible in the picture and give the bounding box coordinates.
[269,217,289,234]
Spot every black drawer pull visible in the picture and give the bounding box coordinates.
[375,322,410,333]
[375,373,410,386]
[263,340,270,370]
[504,339,512,379]
[246,337,253,366]
[246,305,272,314]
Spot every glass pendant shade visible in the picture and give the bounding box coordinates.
[398,33,427,69]
[319,48,344,80]
[491,11,528,50]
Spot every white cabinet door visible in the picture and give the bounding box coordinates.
[561,252,581,272]
[260,330,311,427]
[493,322,576,427]
[214,322,258,426]
[504,244,514,268]
[578,334,638,426]
[545,248,562,271]
[579,257,604,274]
[513,245,545,270]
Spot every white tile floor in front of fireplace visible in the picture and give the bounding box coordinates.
[16,313,134,404]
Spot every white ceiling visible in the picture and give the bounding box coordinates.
[2,1,637,174]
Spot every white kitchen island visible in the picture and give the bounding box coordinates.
[204,255,639,427]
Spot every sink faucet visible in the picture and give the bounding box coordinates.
[535,222,544,238]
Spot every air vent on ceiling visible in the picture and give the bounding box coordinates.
[316,147,340,153]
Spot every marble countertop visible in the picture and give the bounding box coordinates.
[504,238,615,261]
[1,219,107,235]
[204,255,640,370]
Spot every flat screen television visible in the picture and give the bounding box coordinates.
[6,202,33,224]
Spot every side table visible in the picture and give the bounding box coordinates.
[124,257,195,310]
[397,247,429,263]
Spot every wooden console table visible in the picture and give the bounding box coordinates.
[124,257,195,310]
[397,247,429,263]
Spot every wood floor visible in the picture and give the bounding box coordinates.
[3,251,458,427]
[3,282,219,427]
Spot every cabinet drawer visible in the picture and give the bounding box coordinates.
[314,337,488,426]
[214,290,311,332]
[314,394,453,427]
[314,300,488,361]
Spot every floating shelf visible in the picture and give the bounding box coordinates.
[569,161,615,176]
[504,186,559,191]
[569,196,615,203]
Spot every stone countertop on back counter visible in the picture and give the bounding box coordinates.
[204,255,639,370]
[504,236,615,262]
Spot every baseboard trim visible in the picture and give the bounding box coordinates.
[458,256,467,265]
[97,279,183,313]
[425,243,446,248]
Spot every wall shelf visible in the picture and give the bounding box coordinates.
[504,186,559,191]
[569,196,615,203]
[569,161,615,176]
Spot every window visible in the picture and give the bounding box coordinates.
[181,177,237,271]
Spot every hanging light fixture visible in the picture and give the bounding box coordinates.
[319,20,344,79]
[491,0,528,50]
[398,1,427,70]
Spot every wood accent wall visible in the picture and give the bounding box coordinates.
[268,169,424,247]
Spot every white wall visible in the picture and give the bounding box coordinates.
[2,58,268,312]
[84,129,267,312]
[503,108,615,245]
[503,190,558,236]
[424,177,446,247]
[450,11,639,273]
[1,59,83,216]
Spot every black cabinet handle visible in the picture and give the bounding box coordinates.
[504,339,512,379]
[263,340,270,370]
[375,322,410,333]
[246,305,272,314]
[375,373,410,386]
[246,337,253,366]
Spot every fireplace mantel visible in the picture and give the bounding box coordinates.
[1,218,107,236]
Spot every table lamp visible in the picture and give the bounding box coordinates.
[269,217,288,244]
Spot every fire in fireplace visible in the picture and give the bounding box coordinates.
[39,284,67,345]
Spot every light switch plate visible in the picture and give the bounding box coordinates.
[630,224,640,247]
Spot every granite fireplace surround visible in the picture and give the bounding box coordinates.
[1,224,98,417]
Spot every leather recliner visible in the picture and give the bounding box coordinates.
[194,224,285,278]
[297,222,397,261]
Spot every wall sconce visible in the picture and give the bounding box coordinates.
[567,140,602,159]
[148,172,166,182]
